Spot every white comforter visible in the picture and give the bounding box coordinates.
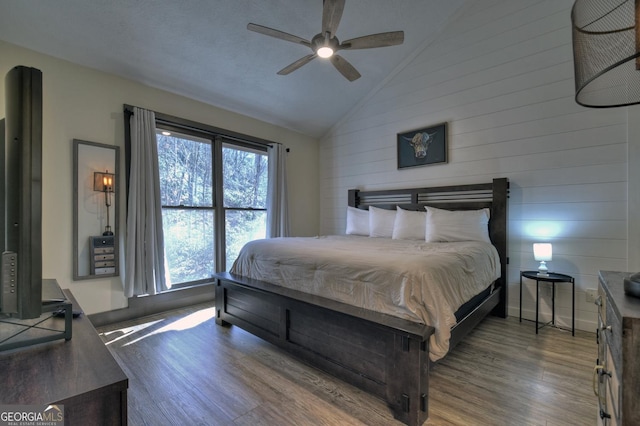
[230,235,500,361]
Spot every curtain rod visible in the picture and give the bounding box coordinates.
[124,104,285,150]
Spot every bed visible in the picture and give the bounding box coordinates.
[214,178,508,426]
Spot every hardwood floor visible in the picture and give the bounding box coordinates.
[97,304,596,425]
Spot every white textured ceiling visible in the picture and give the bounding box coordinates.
[0,0,465,138]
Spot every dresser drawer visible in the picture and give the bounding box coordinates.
[93,247,114,255]
[604,293,622,375]
[605,348,620,425]
[93,253,115,261]
[598,284,606,323]
[598,282,622,371]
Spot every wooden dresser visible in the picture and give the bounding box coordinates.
[596,271,640,425]
[0,290,128,425]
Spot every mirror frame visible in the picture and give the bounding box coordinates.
[73,139,120,280]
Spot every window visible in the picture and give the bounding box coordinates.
[156,131,214,286]
[223,143,268,268]
[156,129,268,288]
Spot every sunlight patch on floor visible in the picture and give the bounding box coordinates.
[121,307,216,346]
[100,319,164,346]
[100,307,217,347]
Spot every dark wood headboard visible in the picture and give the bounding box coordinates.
[347,177,509,318]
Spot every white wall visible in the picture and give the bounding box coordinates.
[0,40,320,315]
[319,0,629,332]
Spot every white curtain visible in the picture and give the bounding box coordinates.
[266,143,290,238]
[124,107,170,297]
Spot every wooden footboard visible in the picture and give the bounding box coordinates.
[215,272,434,426]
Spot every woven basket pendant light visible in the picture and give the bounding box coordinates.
[572,0,640,107]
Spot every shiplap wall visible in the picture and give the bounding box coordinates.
[319,0,629,332]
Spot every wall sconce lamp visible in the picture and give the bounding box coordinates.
[94,170,115,236]
[533,243,553,277]
[571,0,640,107]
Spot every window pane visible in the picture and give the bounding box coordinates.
[162,209,215,284]
[157,132,213,207]
[225,210,266,270]
[222,145,268,208]
[153,127,270,285]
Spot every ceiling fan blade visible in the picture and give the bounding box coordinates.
[341,31,404,50]
[322,0,345,39]
[330,55,361,81]
[247,23,311,48]
[277,54,317,75]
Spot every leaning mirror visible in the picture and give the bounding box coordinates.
[73,139,120,280]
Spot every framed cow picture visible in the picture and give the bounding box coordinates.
[397,122,447,169]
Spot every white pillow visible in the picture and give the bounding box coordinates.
[425,206,491,243]
[346,206,370,236]
[392,207,427,240]
[369,206,397,238]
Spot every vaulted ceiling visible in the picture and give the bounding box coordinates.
[0,0,466,138]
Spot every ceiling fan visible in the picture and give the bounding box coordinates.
[247,0,404,81]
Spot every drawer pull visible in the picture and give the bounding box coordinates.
[594,295,602,307]
[593,364,611,399]
[599,409,611,420]
[593,365,603,396]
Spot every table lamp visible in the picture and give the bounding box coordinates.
[533,243,552,276]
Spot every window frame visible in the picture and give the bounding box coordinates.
[155,129,215,288]
[124,105,273,289]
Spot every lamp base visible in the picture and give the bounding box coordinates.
[537,260,549,277]
[624,272,640,298]
[103,225,113,236]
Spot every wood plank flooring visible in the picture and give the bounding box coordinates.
[97,304,596,425]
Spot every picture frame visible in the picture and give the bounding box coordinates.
[397,122,447,169]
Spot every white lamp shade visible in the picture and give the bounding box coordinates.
[533,243,552,261]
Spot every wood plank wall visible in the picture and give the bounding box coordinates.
[318,0,629,333]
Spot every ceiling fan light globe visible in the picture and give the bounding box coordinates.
[317,46,334,58]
